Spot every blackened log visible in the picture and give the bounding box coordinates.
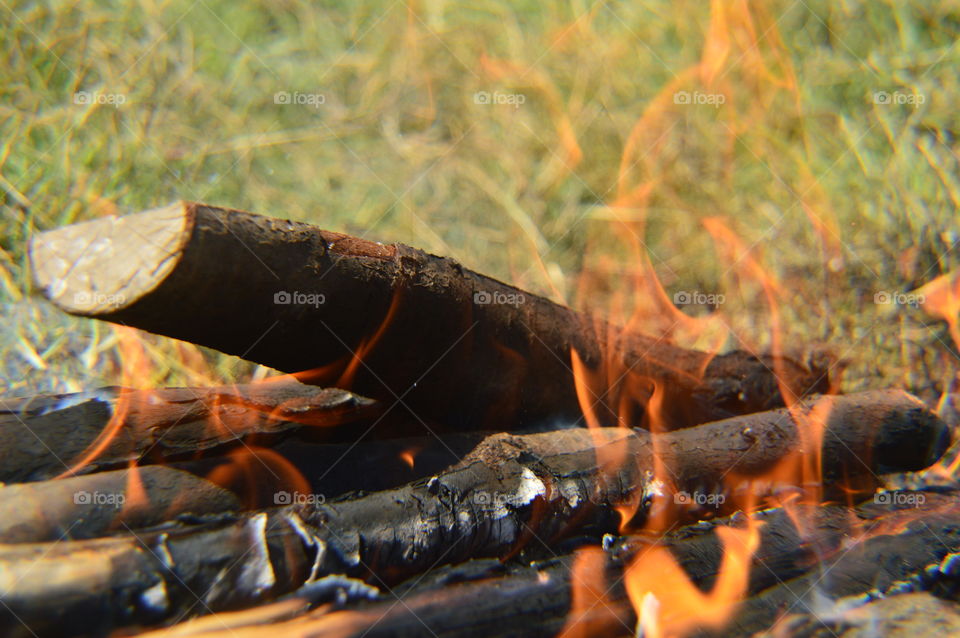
[607,490,960,600]
[718,493,960,636]
[605,504,847,595]
[131,557,606,638]
[0,509,318,638]
[294,390,948,586]
[0,379,377,482]
[0,391,943,637]
[0,466,240,543]
[29,201,830,431]
[132,492,960,638]
[754,591,960,638]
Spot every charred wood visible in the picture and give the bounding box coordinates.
[295,390,946,586]
[126,492,960,638]
[0,379,377,482]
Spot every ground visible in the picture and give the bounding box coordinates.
[1,0,958,404]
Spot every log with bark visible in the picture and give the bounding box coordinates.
[29,201,831,432]
[0,510,315,638]
[754,591,960,638]
[0,465,240,543]
[0,390,945,637]
[293,390,948,587]
[0,378,378,482]
[714,493,960,636]
[126,491,960,638]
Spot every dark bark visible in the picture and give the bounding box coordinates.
[29,201,830,432]
[0,509,317,638]
[606,503,852,595]
[290,390,949,586]
[753,592,960,638]
[130,492,960,638]
[0,465,240,543]
[0,390,944,637]
[718,493,960,636]
[0,379,378,482]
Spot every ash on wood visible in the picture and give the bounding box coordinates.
[30,201,830,431]
[0,379,378,482]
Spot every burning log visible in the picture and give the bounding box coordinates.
[0,390,944,637]
[296,390,947,586]
[605,503,852,595]
[718,495,960,636]
[0,510,317,638]
[756,591,960,638]
[0,465,240,543]
[125,492,960,638]
[29,201,830,431]
[142,558,592,638]
[0,379,378,482]
[606,491,960,610]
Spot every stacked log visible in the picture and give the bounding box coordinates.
[0,201,952,637]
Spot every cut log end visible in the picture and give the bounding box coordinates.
[29,201,192,315]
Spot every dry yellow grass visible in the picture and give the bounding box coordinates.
[1,0,958,403]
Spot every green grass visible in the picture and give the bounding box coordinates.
[1,0,958,402]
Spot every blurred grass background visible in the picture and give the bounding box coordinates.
[1,0,958,403]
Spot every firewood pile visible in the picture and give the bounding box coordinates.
[0,200,956,637]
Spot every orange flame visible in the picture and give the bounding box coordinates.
[558,546,626,638]
[56,325,152,479]
[914,269,960,351]
[399,446,420,470]
[206,446,312,509]
[626,516,762,637]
